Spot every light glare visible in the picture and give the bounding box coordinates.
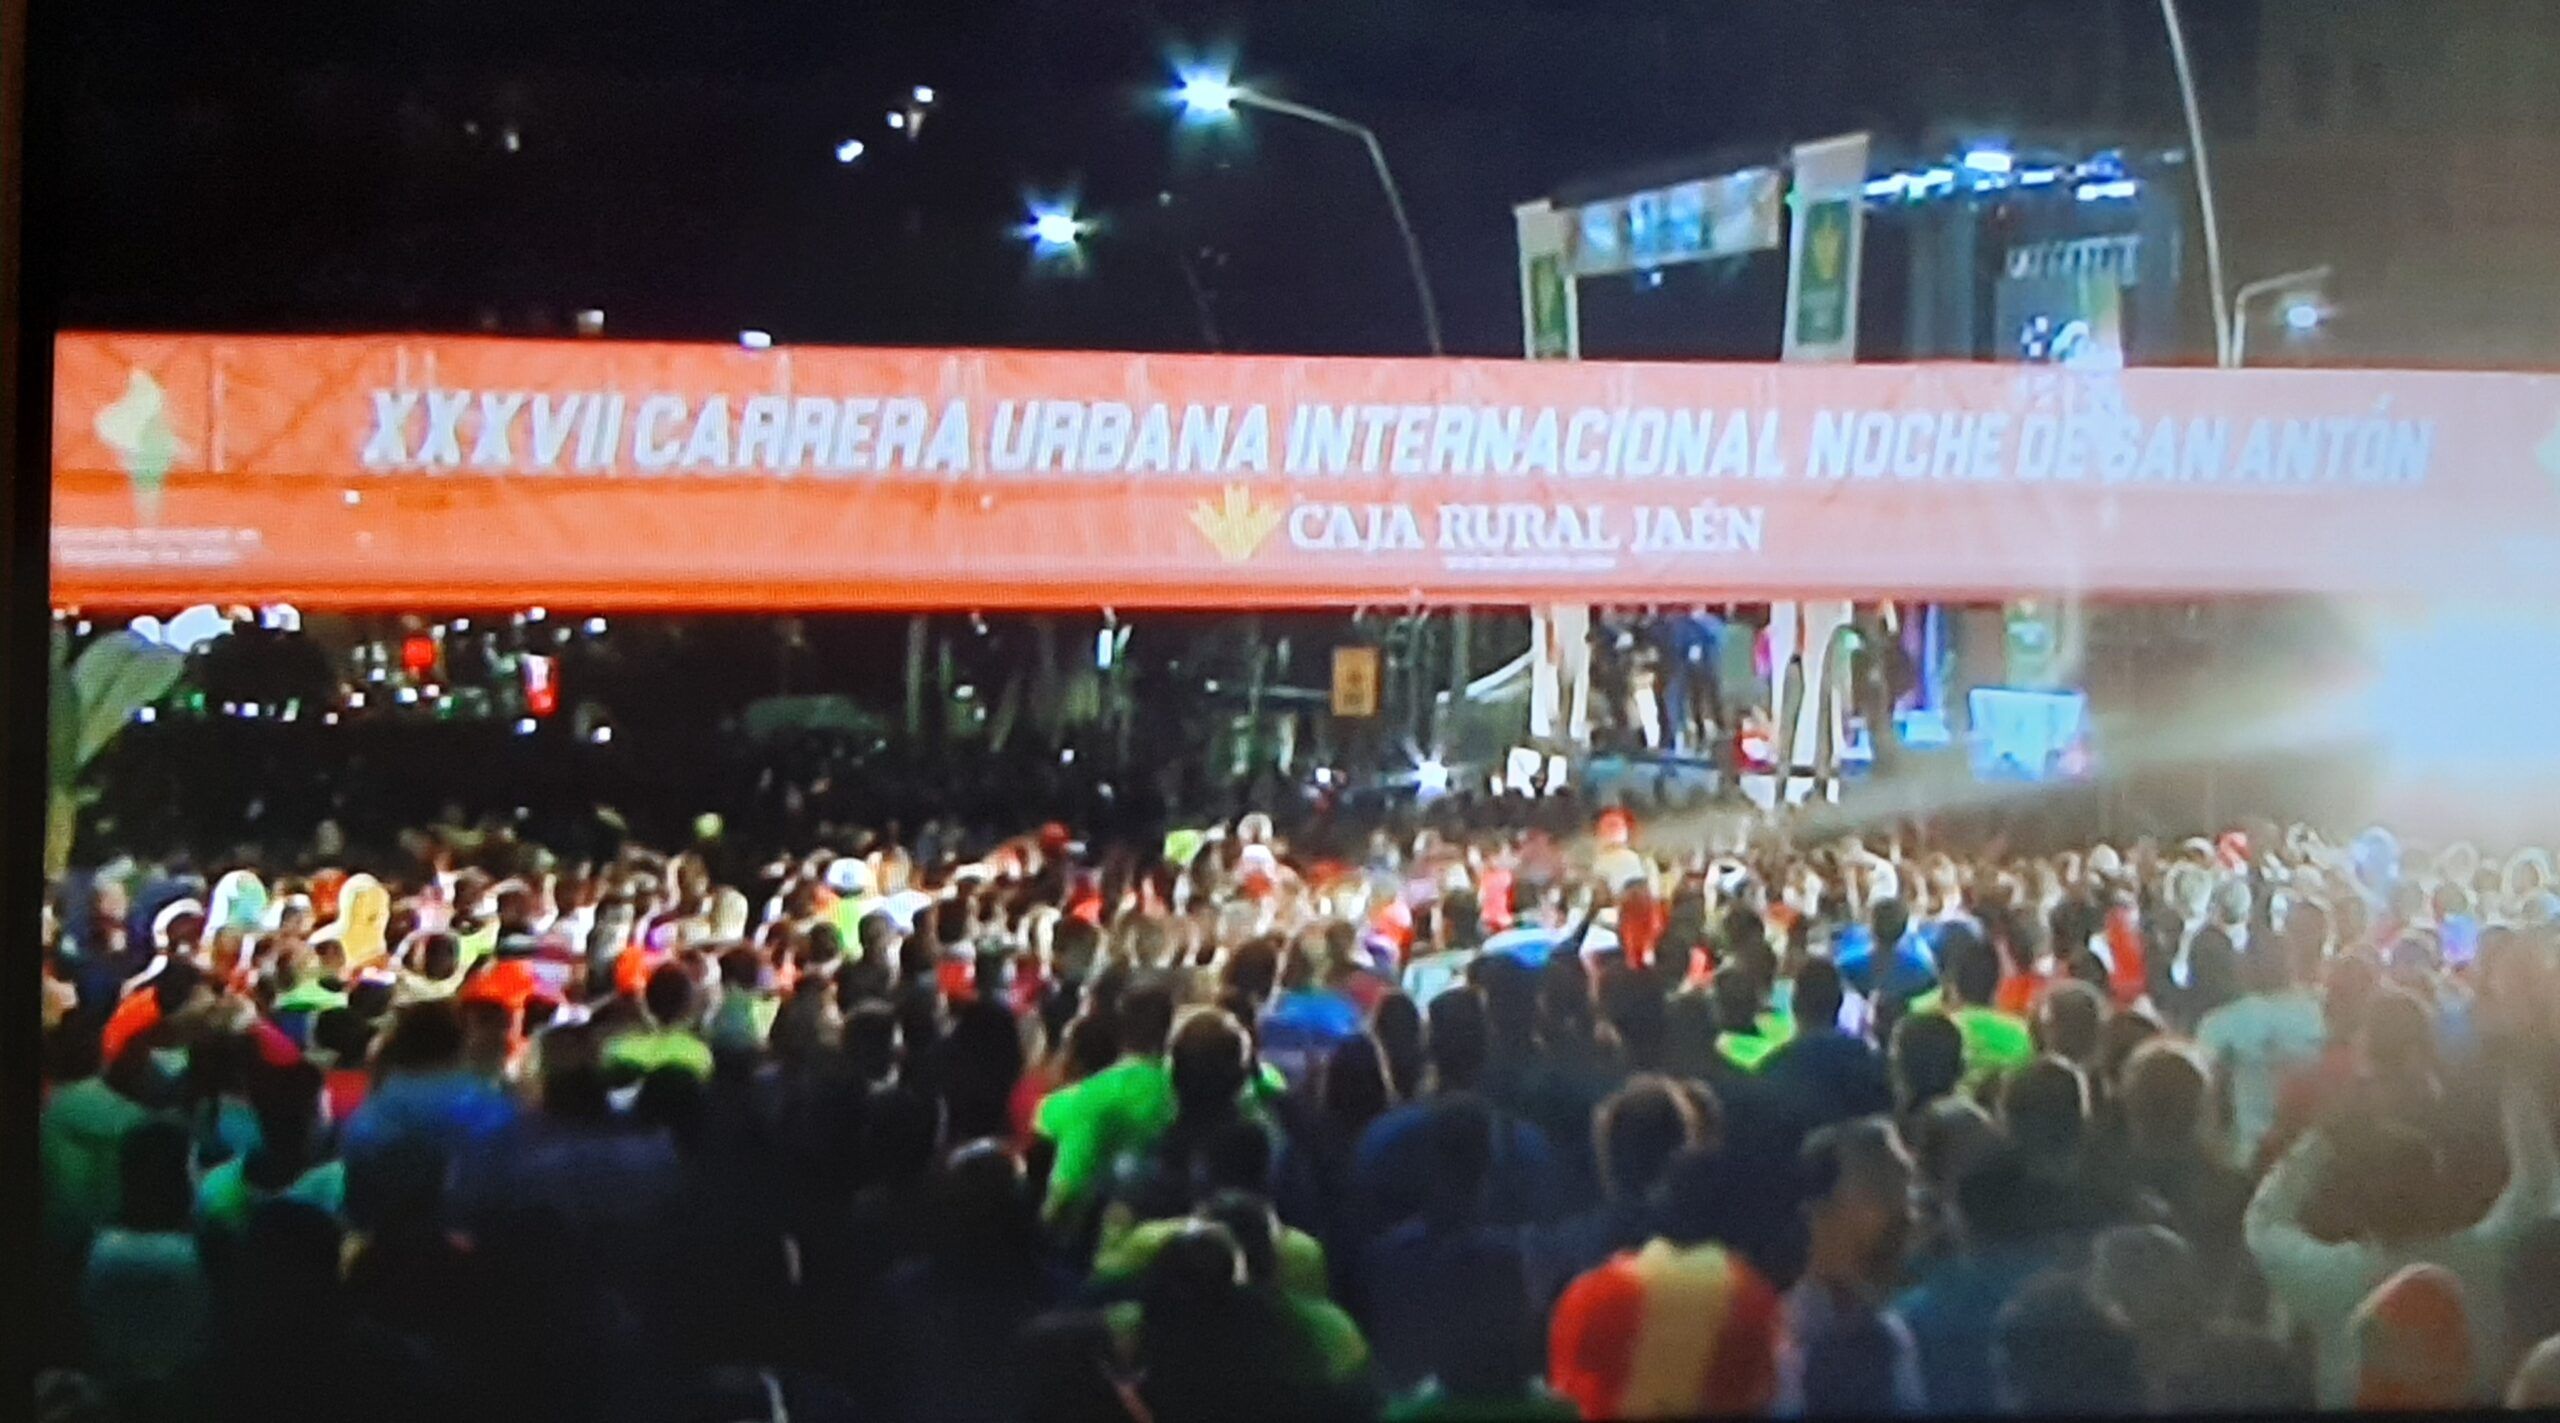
[1175,67,1239,116]
[1025,203,1087,252]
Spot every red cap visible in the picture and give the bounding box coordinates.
[463,959,541,1014]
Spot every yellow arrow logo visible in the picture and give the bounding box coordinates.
[1189,484,1282,563]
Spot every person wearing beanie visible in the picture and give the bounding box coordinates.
[2248,1065,2556,1406]
[2351,1264,2473,1409]
[1548,1145,1783,1420]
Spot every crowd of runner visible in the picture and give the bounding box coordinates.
[35,804,2560,1421]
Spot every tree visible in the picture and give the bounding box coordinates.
[49,626,188,877]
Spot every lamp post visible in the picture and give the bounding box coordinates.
[2229,264,2332,369]
[1177,67,1460,766]
[2158,0,2234,368]
[1174,71,1443,357]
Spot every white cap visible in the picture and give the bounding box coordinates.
[825,857,875,896]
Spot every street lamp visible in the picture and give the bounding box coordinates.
[1018,195,1092,258]
[2230,264,2333,368]
[2159,0,2234,368]
[1171,65,1442,356]
[1174,72,1238,117]
[1028,207,1085,251]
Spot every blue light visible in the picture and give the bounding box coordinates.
[1023,200,1088,253]
[2018,167,2062,187]
[2074,179,2140,202]
[1174,66,1239,117]
[2284,300,2324,332]
[1862,174,1910,199]
[1961,148,2013,175]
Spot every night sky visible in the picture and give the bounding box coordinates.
[54,0,2253,357]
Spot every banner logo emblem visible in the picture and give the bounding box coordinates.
[95,369,181,521]
[1189,484,1281,563]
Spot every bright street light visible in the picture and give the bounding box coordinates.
[834,138,866,164]
[1165,63,1441,355]
[912,84,936,105]
[2231,264,2333,367]
[1032,211,1082,247]
[1174,68,1239,117]
[1021,199,1090,258]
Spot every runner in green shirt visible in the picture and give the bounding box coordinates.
[194,1058,344,1233]
[604,963,716,1083]
[1939,931,2034,1092]
[195,1157,346,1232]
[1103,1201,1372,1390]
[1710,964,1789,1071]
[1038,982,1180,1224]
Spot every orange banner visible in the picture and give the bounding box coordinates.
[49,331,2560,609]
